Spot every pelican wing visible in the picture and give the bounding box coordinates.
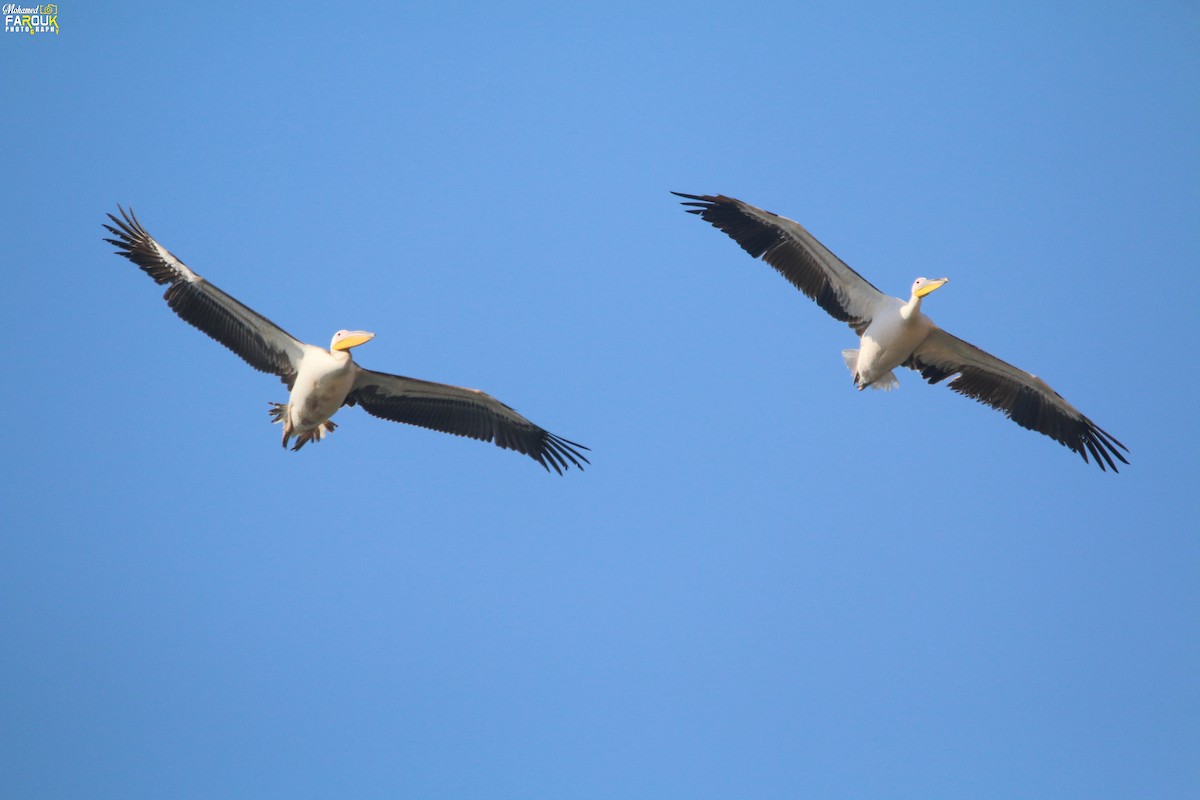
[907,329,1129,471]
[346,369,589,474]
[103,207,306,386]
[674,192,886,333]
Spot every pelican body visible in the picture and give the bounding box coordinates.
[845,276,947,391]
[675,192,1128,471]
[103,207,588,473]
[267,330,376,450]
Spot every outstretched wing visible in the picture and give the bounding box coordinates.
[104,206,307,387]
[674,192,887,334]
[346,368,589,474]
[907,329,1129,471]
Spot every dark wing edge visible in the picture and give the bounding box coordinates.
[103,206,306,385]
[346,369,590,474]
[673,192,884,334]
[907,330,1129,472]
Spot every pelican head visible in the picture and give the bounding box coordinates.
[912,276,949,298]
[330,329,375,351]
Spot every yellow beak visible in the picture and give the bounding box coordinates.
[914,278,949,298]
[331,330,375,351]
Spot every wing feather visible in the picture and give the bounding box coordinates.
[103,206,306,386]
[674,192,885,333]
[907,329,1128,471]
[346,369,589,474]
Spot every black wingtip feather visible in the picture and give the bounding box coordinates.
[348,381,590,475]
[673,192,867,328]
[103,206,303,383]
[104,205,182,286]
[925,364,1130,473]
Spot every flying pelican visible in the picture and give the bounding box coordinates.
[103,207,588,474]
[674,192,1128,471]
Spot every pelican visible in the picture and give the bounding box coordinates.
[675,192,1128,471]
[102,207,588,473]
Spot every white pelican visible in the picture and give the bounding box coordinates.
[675,193,1128,472]
[103,207,588,474]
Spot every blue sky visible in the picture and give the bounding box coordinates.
[2,2,1197,797]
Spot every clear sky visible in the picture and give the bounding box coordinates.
[3,2,1197,798]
